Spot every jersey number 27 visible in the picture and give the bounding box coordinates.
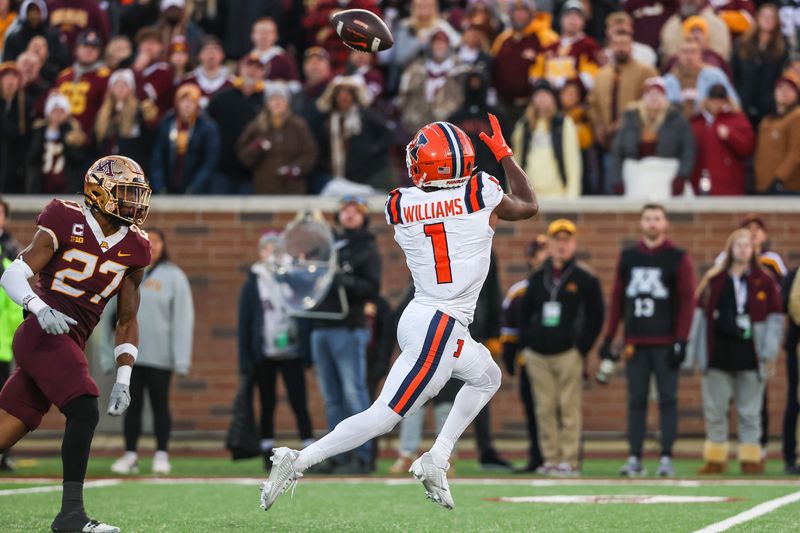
[424,223,452,284]
[51,249,128,304]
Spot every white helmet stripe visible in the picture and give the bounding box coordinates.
[436,121,461,180]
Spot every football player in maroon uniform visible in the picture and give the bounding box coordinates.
[0,156,152,533]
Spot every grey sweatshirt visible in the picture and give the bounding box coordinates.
[101,261,194,374]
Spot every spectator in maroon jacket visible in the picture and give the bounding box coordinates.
[690,84,754,195]
[132,27,174,119]
[490,0,559,130]
[47,0,110,54]
[181,36,232,109]
[622,0,678,52]
[302,0,381,72]
[249,17,299,88]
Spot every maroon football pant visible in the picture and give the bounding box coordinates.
[0,317,99,431]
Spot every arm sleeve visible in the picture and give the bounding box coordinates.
[171,268,195,373]
[603,255,624,340]
[674,252,697,342]
[578,273,605,356]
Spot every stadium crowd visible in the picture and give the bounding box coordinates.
[1,0,800,196]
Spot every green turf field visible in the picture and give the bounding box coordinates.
[3,458,800,532]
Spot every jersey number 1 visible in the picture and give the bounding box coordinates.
[424,222,452,284]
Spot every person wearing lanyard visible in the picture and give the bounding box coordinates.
[518,219,604,476]
[688,228,784,475]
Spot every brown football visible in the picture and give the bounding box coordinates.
[330,9,394,53]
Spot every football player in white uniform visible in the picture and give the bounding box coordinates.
[261,114,538,511]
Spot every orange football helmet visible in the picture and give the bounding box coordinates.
[406,122,475,188]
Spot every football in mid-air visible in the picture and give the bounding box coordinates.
[330,9,394,53]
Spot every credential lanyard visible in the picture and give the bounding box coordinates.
[732,275,747,315]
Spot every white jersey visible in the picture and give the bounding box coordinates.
[385,172,504,325]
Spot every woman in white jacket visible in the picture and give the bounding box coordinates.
[106,228,195,475]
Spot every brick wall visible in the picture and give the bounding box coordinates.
[5,198,799,439]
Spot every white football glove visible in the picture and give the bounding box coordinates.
[35,306,78,335]
[107,383,131,416]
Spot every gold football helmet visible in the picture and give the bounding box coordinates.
[84,156,152,226]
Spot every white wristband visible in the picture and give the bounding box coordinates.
[116,365,132,386]
[114,343,138,362]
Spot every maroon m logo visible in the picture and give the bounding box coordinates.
[95,159,114,178]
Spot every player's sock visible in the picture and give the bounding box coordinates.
[429,363,501,469]
[59,395,99,516]
[294,402,400,471]
[260,439,275,452]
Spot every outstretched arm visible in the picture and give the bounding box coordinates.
[479,114,539,221]
[108,268,144,416]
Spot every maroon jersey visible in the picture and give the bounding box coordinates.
[56,65,111,140]
[33,199,151,348]
[137,61,175,119]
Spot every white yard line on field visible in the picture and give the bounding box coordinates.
[693,490,800,533]
[0,479,121,496]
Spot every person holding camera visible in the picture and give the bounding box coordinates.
[310,195,382,474]
[237,232,315,470]
[688,229,783,474]
[599,204,696,477]
[518,220,604,476]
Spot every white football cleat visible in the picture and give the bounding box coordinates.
[110,452,138,475]
[260,447,301,511]
[410,453,455,510]
[51,517,120,532]
[152,451,171,475]
[81,519,121,533]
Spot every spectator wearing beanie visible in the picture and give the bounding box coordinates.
[94,68,158,172]
[180,36,233,109]
[663,39,739,117]
[511,79,582,198]
[733,4,787,128]
[26,92,87,193]
[47,0,110,53]
[610,76,696,195]
[545,0,601,91]
[2,0,67,72]
[754,76,800,194]
[132,26,175,120]
[54,29,110,145]
[659,0,731,61]
[150,83,220,194]
[249,18,299,87]
[603,11,658,67]
[490,0,559,129]
[0,61,30,194]
[588,29,657,151]
[236,81,318,195]
[622,0,677,51]
[398,28,467,135]
[689,83,754,196]
[661,17,733,78]
[711,0,755,39]
[207,54,267,195]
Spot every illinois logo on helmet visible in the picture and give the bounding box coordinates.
[406,122,475,188]
[84,155,152,226]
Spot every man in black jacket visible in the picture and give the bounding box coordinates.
[310,196,382,473]
[519,219,604,476]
